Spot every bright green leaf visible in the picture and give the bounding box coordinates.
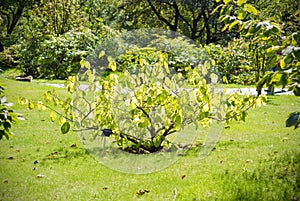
[224,0,231,5]
[237,10,247,20]
[153,136,162,148]
[237,0,246,6]
[244,4,258,15]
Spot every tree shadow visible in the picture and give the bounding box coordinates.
[41,145,90,163]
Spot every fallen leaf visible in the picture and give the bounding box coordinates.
[136,189,150,195]
[37,174,45,178]
[136,190,145,195]
[16,150,21,152]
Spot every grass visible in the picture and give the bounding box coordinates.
[0,76,299,200]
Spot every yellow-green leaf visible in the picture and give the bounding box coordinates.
[50,110,57,122]
[28,102,35,110]
[224,0,231,5]
[59,116,66,125]
[229,20,239,31]
[108,56,117,71]
[237,10,247,20]
[99,50,105,58]
[237,0,246,6]
[244,4,258,15]
[37,101,46,110]
[18,97,28,105]
[211,5,222,15]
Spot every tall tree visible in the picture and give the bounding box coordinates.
[101,0,236,44]
[0,0,36,35]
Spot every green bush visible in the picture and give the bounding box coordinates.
[0,46,18,70]
[205,40,256,85]
[16,28,100,80]
[0,85,20,140]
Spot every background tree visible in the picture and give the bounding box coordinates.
[101,0,237,44]
[0,0,37,36]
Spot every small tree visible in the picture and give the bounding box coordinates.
[216,0,299,129]
[21,52,265,154]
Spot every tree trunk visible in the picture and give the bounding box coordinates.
[7,6,24,35]
[255,50,262,96]
[0,42,4,52]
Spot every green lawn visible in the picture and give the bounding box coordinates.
[0,77,299,201]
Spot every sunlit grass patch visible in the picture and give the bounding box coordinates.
[0,77,299,200]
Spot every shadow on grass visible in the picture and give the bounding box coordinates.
[41,146,90,164]
[221,152,300,200]
[265,96,280,106]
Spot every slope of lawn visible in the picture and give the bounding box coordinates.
[0,77,299,201]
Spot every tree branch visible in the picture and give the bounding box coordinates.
[136,105,156,137]
[145,0,176,31]
[7,5,24,35]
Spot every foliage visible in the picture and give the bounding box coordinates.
[205,39,256,85]
[34,29,98,79]
[216,0,283,95]
[0,46,18,69]
[217,0,300,128]
[116,35,209,74]
[0,84,20,140]
[101,0,236,44]
[11,23,104,78]
[0,0,37,36]
[32,0,86,36]
[286,112,300,129]
[20,44,266,153]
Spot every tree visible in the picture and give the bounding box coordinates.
[102,0,236,44]
[217,0,300,128]
[0,0,35,35]
[216,0,282,95]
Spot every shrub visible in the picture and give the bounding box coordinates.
[16,28,100,79]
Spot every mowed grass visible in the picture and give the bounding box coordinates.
[0,77,299,201]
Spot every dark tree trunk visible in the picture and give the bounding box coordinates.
[255,50,262,96]
[0,42,4,52]
[7,6,24,35]
[146,0,179,32]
